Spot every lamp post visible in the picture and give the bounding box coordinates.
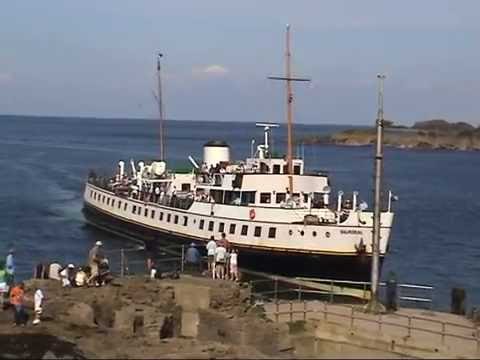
[366,73,386,313]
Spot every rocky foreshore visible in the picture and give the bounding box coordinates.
[302,119,480,151]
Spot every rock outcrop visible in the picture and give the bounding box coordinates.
[303,119,480,151]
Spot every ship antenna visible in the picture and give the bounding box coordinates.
[268,24,310,193]
[156,52,166,161]
[366,73,387,314]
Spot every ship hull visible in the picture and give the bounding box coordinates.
[83,203,383,282]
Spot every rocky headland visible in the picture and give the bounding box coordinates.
[303,119,480,151]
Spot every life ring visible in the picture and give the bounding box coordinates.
[249,208,256,220]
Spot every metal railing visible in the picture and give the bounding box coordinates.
[249,276,434,309]
[103,244,186,277]
[267,299,480,352]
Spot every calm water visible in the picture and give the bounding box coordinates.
[1,115,479,309]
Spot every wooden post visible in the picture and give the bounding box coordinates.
[275,300,280,323]
[324,302,328,321]
[441,322,445,345]
[120,249,125,277]
[303,300,307,321]
[289,301,293,322]
[407,316,412,337]
[180,244,185,273]
[378,313,382,333]
[350,306,355,330]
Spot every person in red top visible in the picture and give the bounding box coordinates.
[10,282,26,326]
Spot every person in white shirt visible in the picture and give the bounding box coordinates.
[33,288,44,325]
[229,249,239,282]
[206,236,217,278]
[48,262,62,281]
[214,245,227,280]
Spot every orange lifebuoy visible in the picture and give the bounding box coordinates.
[249,208,256,220]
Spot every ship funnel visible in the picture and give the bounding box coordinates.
[203,140,230,168]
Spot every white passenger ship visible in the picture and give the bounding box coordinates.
[82,27,395,281]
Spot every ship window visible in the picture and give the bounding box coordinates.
[159,212,164,221]
[174,215,179,224]
[124,203,128,211]
[137,207,142,215]
[181,183,191,192]
[151,210,155,219]
[294,165,301,174]
[111,200,115,207]
[254,226,262,237]
[241,191,256,205]
[90,190,93,198]
[199,219,205,230]
[183,216,188,226]
[241,225,248,236]
[276,193,286,204]
[268,227,276,239]
[288,229,293,236]
[303,194,309,203]
[313,231,317,237]
[118,201,122,209]
[167,214,171,222]
[218,222,225,233]
[300,230,305,236]
[229,223,236,235]
[144,208,148,217]
[93,192,96,200]
[273,164,281,174]
[211,190,224,204]
[260,193,271,204]
[208,221,214,231]
[132,205,136,214]
[106,198,110,205]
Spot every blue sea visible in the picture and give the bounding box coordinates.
[1,114,479,310]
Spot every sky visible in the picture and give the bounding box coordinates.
[1,0,480,125]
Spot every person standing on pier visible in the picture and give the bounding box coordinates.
[10,282,25,326]
[87,241,104,285]
[206,236,216,278]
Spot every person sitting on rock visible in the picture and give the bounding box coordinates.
[75,267,87,287]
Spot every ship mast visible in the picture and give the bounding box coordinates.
[268,24,310,194]
[157,52,166,161]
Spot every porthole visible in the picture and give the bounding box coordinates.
[325,231,331,238]
[313,231,317,237]
[300,230,305,236]
[288,229,293,236]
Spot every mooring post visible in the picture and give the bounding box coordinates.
[298,284,302,301]
[441,322,446,345]
[180,244,185,273]
[275,300,280,323]
[476,328,480,353]
[350,306,355,330]
[303,300,307,321]
[330,280,334,303]
[407,316,412,337]
[324,302,328,321]
[289,301,293,322]
[120,248,125,277]
[274,277,278,303]
[378,313,382,333]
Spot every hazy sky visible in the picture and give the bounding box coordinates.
[1,0,480,125]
